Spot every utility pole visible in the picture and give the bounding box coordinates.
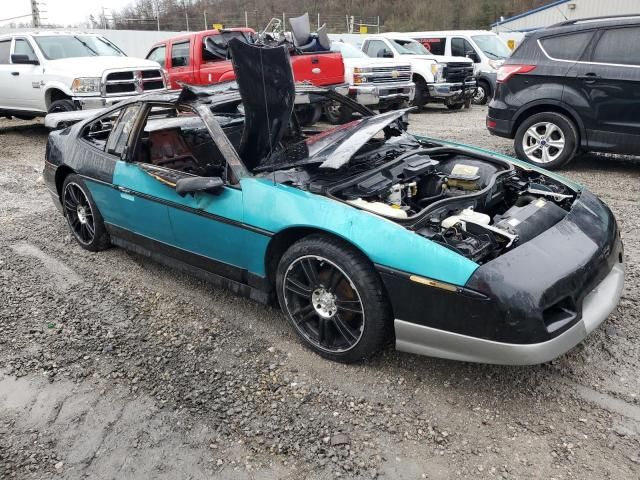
[183,0,189,31]
[31,0,41,27]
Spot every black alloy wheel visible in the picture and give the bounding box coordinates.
[283,255,365,352]
[276,235,391,363]
[62,174,110,251]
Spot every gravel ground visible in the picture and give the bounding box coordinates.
[1,105,639,479]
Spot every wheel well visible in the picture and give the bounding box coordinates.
[412,73,426,85]
[512,104,580,140]
[478,78,491,93]
[264,227,370,289]
[46,89,71,109]
[54,165,75,199]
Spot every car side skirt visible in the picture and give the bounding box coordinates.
[106,224,273,305]
[395,261,624,365]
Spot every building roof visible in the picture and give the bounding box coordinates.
[491,0,571,28]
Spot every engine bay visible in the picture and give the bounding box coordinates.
[323,148,577,264]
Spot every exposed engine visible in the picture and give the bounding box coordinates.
[327,150,576,264]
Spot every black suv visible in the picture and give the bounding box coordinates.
[487,15,640,169]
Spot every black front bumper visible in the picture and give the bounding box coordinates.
[379,190,623,357]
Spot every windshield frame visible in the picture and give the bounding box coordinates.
[34,35,126,60]
[470,34,510,60]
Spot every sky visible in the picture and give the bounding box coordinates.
[0,0,134,27]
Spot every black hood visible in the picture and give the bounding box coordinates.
[228,39,296,171]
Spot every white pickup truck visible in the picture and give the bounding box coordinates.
[360,34,476,110]
[326,41,414,124]
[0,32,165,120]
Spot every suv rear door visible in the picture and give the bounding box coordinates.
[566,25,640,154]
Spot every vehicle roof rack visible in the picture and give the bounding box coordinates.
[551,14,640,27]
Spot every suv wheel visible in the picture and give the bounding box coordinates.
[48,99,77,114]
[514,112,578,169]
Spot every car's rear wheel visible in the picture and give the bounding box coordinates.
[276,234,391,363]
[295,104,322,127]
[324,101,353,125]
[62,174,110,251]
[514,112,578,170]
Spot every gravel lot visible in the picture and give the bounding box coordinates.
[1,105,639,480]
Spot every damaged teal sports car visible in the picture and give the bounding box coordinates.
[43,40,624,364]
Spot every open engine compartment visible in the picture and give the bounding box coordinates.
[324,148,577,264]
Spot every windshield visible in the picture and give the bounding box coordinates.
[331,42,368,59]
[34,35,125,60]
[471,35,511,59]
[391,39,430,55]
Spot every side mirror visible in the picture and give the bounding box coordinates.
[465,50,480,63]
[175,176,224,197]
[381,49,394,58]
[11,54,39,65]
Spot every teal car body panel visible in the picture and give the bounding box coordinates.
[86,161,479,286]
[241,178,479,286]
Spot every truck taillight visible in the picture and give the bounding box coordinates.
[496,64,536,83]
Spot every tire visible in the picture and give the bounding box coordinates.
[413,76,428,108]
[295,104,322,127]
[446,103,464,111]
[514,112,578,170]
[61,174,110,252]
[48,99,76,114]
[472,80,491,105]
[276,234,392,363]
[323,101,353,125]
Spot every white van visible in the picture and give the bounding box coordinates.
[401,30,511,105]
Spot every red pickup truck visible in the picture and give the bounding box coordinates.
[146,28,345,123]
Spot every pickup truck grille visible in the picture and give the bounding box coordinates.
[443,63,474,83]
[369,65,412,84]
[103,69,165,96]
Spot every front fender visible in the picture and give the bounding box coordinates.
[44,81,75,106]
[241,178,478,286]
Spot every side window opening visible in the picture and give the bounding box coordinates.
[171,41,190,68]
[540,31,593,61]
[592,27,640,66]
[81,104,141,156]
[133,104,245,185]
[0,40,10,64]
[451,37,465,57]
[147,45,166,68]
[14,38,38,62]
[418,38,446,55]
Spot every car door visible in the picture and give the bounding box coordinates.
[168,39,195,89]
[0,38,14,109]
[125,105,252,280]
[8,37,44,111]
[566,26,640,154]
[79,103,175,245]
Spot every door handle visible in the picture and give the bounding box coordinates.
[11,71,19,76]
[578,73,600,83]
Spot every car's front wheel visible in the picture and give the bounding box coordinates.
[62,174,110,251]
[276,234,391,363]
[323,101,353,125]
[472,80,491,105]
[514,112,578,169]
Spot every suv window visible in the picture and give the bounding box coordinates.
[540,31,592,61]
[171,41,190,68]
[147,45,166,68]
[0,40,10,64]
[451,37,476,58]
[418,38,446,55]
[592,27,640,66]
[363,40,390,58]
[13,38,38,62]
